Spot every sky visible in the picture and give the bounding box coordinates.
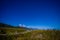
[0,0,60,29]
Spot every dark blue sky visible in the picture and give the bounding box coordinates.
[0,0,60,29]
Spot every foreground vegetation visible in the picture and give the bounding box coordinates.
[0,23,60,40]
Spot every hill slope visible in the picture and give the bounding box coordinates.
[0,23,14,28]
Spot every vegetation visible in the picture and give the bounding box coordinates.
[0,23,60,40]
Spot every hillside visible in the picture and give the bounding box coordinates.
[0,23,14,28]
[0,23,32,30]
[0,23,60,40]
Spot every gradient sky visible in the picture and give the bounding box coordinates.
[0,0,60,29]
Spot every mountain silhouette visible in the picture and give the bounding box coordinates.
[0,23,14,28]
[0,23,33,30]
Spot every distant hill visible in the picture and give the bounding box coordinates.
[0,23,14,28]
[0,23,33,30]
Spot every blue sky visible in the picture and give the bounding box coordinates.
[0,0,60,29]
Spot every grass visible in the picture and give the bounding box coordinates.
[0,28,60,40]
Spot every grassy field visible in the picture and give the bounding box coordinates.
[0,23,60,40]
[0,28,60,40]
[17,30,60,40]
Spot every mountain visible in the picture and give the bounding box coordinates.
[0,23,14,28]
[0,23,33,30]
